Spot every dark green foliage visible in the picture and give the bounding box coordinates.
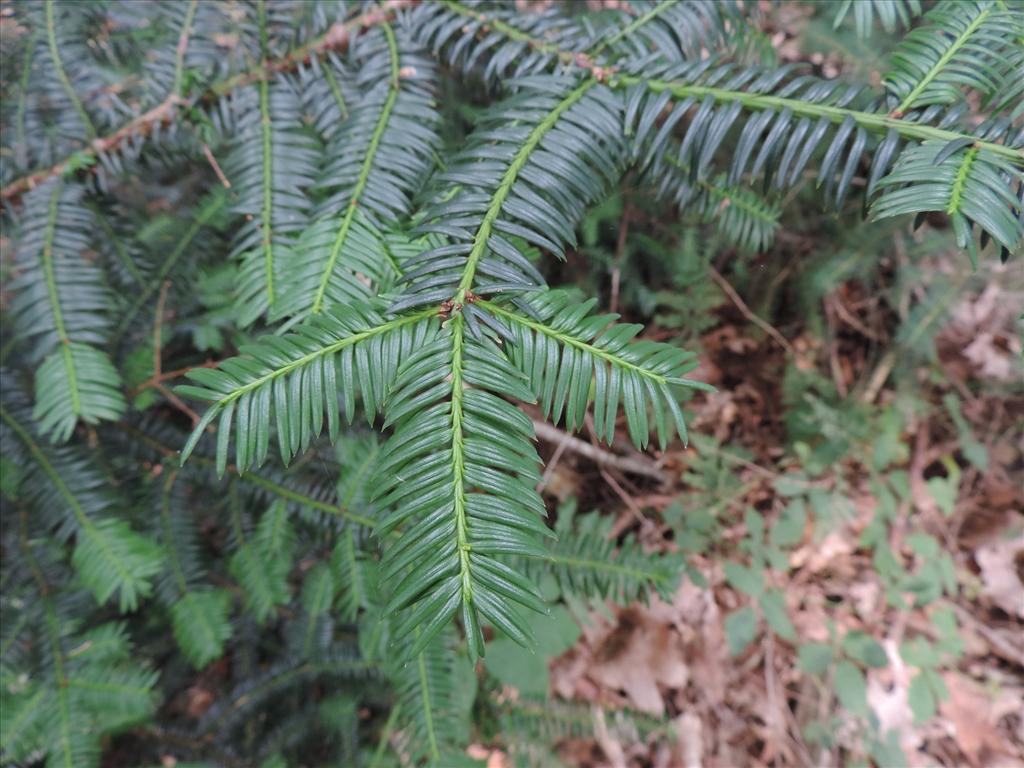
[1,0,1021,765]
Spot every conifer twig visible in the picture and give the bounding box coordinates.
[0,1,411,202]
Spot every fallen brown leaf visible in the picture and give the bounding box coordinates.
[940,673,1007,767]
[976,535,1024,619]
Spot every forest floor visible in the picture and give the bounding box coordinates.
[474,253,1023,768]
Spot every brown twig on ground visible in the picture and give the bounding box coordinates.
[532,419,668,482]
[823,296,849,397]
[0,1,410,202]
[827,292,880,340]
[601,466,646,530]
[860,348,897,405]
[708,265,796,357]
[537,426,573,494]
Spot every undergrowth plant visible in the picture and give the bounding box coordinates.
[1,0,1021,765]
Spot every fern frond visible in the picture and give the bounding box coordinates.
[398,75,623,310]
[688,176,782,253]
[229,530,291,624]
[150,469,235,669]
[386,629,469,765]
[44,618,157,767]
[1,398,162,611]
[374,320,548,659]
[170,589,234,670]
[526,509,683,605]
[154,470,204,603]
[885,0,1023,114]
[91,203,146,290]
[483,293,710,449]
[71,517,164,612]
[833,0,923,37]
[497,696,670,753]
[178,301,437,473]
[114,189,229,343]
[224,19,320,326]
[8,180,125,439]
[42,0,102,141]
[872,140,1024,261]
[64,661,159,732]
[118,419,375,528]
[332,527,372,621]
[3,526,159,768]
[273,25,440,321]
[302,562,336,617]
[408,0,589,85]
[622,57,1023,257]
[33,342,126,442]
[299,52,357,140]
[316,26,439,224]
[197,646,375,739]
[645,152,782,251]
[139,1,226,102]
[1,2,404,201]
[588,0,742,62]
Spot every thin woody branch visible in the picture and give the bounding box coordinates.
[1,0,411,203]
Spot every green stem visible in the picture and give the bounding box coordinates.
[172,0,200,98]
[321,59,349,121]
[64,678,152,696]
[439,0,583,65]
[449,316,472,611]
[117,425,376,527]
[4,408,136,597]
[45,603,74,768]
[369,702,401,768]
[417,645,441,761]
[589,1,673,57]
[14,512,71,766]
[665,154,781,222]
[310,24,400,315]
[478,299,668,384]
[15,31,36,167]
[2,688,44,750]
[947,146,978,214]
[40,182,68,345]
[455,78,596,301]
[93,208,144,286]
[243,472,375,527]
[615,74,1022,164]
[38,181,80,417]
[159,471,190,595]
[46,0,96,140]
[258,0,275,308]
[896,5,990,113]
